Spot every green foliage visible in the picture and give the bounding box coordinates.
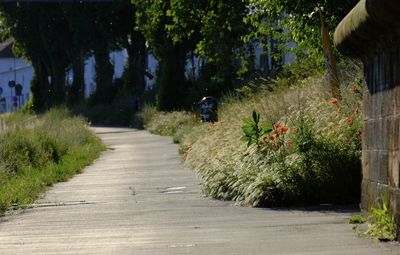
[0,2,139,110]
[194,0,250,87]
[137,105,200,143]
[72,76,155,127]
[155,49,187,111]
[0,129,48,175]
[133,0,187,110]
[349,214,365,225]
[365,198,397,241]
[76,99,137,127]
[0,0,359,120]
[240,110,272,147]
[0,109,104,213]
[19,96,35,114]
[134,0,253,110]
[244,0,356,70]
[135,104,159,128]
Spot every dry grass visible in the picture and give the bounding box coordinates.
[140,62,364,206]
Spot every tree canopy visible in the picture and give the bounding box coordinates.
[0,0,357,112]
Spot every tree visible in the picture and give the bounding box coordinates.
[133,0,190,111]
[76,1,145,106]
[0,4,53,111]
[166,0,251,95]
[37,4,71,106]
[133,0,251,110]
[0,3,84,109]
[0,2,129,109]
[79,3,118,105]
[112,0,147,107]
[195,0,250,92]
[244,0,357,70]
[63,3,94,105]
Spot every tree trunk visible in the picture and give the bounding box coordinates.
[69,49,85,105]
[30,60,51,112]
[50,62,66,107]
[157,43,187,111]
[124,33,146,110]
[93,46,114,104]
[132,34,146,96]
[319,10,341,100]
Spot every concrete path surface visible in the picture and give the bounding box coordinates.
[0,127,399,254]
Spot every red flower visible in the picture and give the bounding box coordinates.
[280,126,288,134]
[274,123,280,129]
[330,98,338,105]
[346,118,353,124]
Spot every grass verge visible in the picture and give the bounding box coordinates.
[0,108,104,214]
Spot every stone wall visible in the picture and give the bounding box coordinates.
[334,0,400,238]
[362,45,400,234]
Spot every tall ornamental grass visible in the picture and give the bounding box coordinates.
[139,62,363,206]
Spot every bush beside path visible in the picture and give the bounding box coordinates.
[0,109,104,214]
[139,67,363,208]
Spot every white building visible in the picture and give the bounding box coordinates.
[0,39,130,112]
[0,38,34,112]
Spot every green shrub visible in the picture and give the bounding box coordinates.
[0,129,48,174]
[19,96,35,114]
[72,89,142,127]
[137,106,200,144]
[136,104,159,128]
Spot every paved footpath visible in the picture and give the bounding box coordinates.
[0,127,399,254]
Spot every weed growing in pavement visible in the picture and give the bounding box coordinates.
[349,214,366,224]
[365,197,397,241]
[348,199,397,241]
